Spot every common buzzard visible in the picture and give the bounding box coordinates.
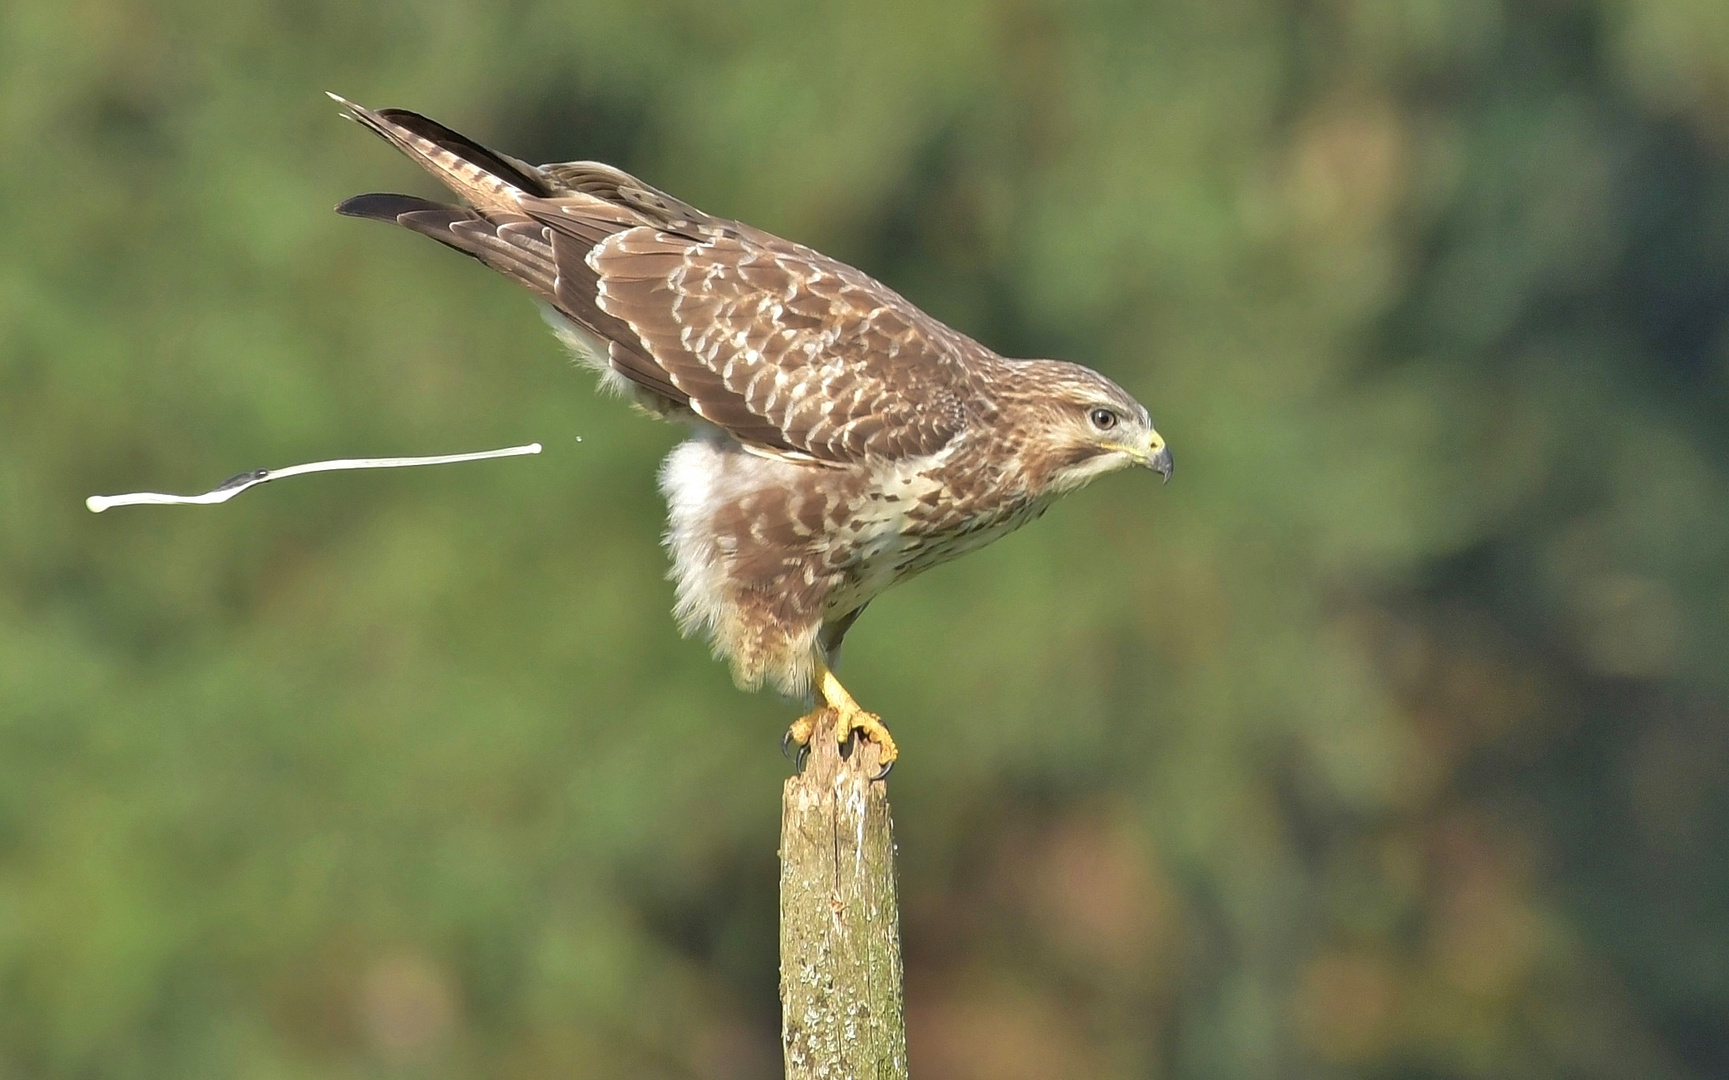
[331,95,1171,772]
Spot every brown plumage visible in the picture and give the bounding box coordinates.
[331,94,1171,767]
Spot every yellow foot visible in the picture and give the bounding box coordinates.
[818,661,896,777]
[782,710,820,762]
[834,705,898,771]
[782,659,899,778]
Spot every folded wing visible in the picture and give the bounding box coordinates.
[332,96,980,463]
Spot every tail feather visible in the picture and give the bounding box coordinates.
[327,92,548,212]
[328,94,701,417]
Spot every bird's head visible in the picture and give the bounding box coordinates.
[1016,360,1171,496]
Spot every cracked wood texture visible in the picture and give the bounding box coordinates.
[780,709,907,1080]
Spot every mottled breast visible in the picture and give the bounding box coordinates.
[821,461,1049,620]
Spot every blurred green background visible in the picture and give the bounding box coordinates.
[3,0,1727,1077]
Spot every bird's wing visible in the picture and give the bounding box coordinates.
[563,216,977,462]
[332,97,978,463]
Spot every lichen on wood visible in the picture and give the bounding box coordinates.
[779,709,907,1080]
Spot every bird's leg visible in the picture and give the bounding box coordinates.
[782,656,898,776]
[818,658,897,771]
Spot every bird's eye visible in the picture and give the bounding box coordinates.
[1089,408,1119,431]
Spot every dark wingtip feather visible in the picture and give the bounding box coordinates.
[335,192,447,221]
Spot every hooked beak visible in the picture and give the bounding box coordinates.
[1150,443,1173,483]
[1140,431,1173,483]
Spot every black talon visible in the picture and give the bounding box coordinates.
[783,729,813,773]
[870,758,894,782]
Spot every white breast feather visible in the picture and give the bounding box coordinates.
[659,431,807,646]
[821,450,953,616]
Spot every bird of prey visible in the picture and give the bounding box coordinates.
[330,95,1171,771]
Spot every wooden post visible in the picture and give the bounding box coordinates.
[779,708,908,1080]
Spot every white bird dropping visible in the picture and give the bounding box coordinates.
[86,442,543,512]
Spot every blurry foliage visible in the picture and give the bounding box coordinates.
[2,0,1727,1077]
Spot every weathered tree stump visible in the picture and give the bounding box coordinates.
[779,708,907,1080]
